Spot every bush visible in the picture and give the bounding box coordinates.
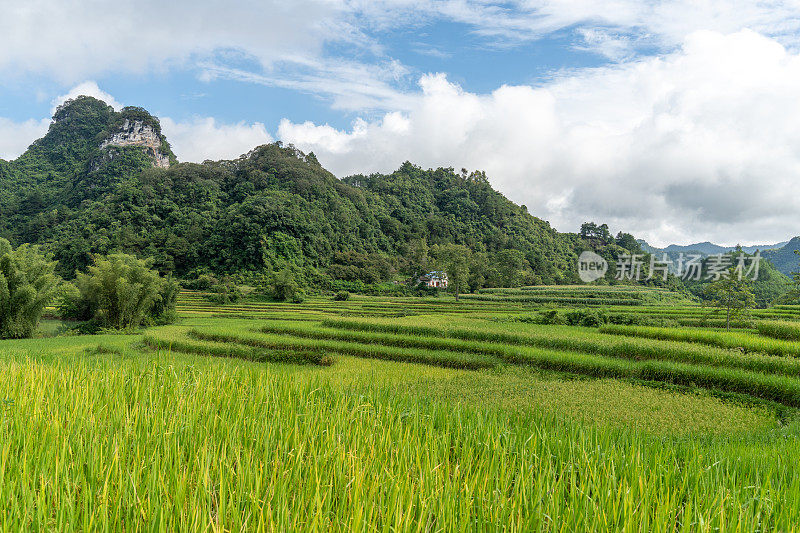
[537,309,564,325]
[184,274,218,291]
[291,290,306,304]
[271,269,301,301]
[565,309,603,327]
[61,253,177,330]
[334,291,350,301]
[0,239,62,338]
[206,281,242,304]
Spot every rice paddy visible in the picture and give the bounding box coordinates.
[5,286,800,530]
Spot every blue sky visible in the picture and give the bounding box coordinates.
[3,1,800,246]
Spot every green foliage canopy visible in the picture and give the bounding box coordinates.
[63,253,178,330]
[0,238,61,338]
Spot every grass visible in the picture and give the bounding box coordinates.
[136,319,800,407]
[600,324,800,357]
[6,288,800,529]
[0,348,796,530]
[757,320,800,341]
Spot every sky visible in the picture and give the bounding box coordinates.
[3,1,800,247]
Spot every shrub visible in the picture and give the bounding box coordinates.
[182,273,219,290]
[537,309,564,325]
[291,290,306,304]
[271,269,300,301]
[565,309,603,327]
[334,291,350,301]
[0,239,62,338]
[206,281,242,304]
[61,253,177,330]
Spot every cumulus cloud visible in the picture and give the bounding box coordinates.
[160,117,273,162]
[0,118,50,160]
[278,30,800,246]
[4,1,800,102]
[51,81,122,113]
[0,0,352,83]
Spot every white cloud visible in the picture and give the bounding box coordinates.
[160,117,273,162]
[51,81,122,113]
[199,58,414,112]
[4,1,800,106]
[0,0,353,83]
[0,117,50,160]
[278,30,800,246]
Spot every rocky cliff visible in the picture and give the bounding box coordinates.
[100,118,171,168]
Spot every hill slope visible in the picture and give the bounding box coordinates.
[0,97,581,286]
[763,237,800,276]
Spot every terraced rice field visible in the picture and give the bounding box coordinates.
[5,287,800,529]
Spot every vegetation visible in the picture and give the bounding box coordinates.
[703,267,756,330]
[7,95,800,529]
[757,320,800,341]
[0,238,61,338]
[4,286,800,527]
[0,97,583,289]
[61,253,178,330]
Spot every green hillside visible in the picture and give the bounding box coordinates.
[763,237,800,276]
[0,96,581,286]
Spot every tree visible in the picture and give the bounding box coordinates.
[704,267,756,330]
[495,249,526,288]
[271,268,300,301]
[0,239,62,338]
[615,232,643,254]
[775,250,800,304]
[580,222,613,245]
[62,253,177,330]
[436,244,470,300]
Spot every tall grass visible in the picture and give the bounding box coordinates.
[153,322,800,406]
[1,352,799,530]
[266,321,800,379]
[600,324,800,357]
[186,328,501,370]
[757,321,800,342]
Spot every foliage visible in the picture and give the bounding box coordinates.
[703,268,756,330]
[434,243,470,299]
[1,98,582,288]
[61,253,177,330]
[270,268,301,301]
[334,291,351,301]
[206,280,243,304]
[0,238,62,338]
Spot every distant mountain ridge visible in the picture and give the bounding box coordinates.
[641,240,789,256]
[639,238,798,276]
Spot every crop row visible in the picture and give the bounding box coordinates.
[169,320,800,407]
[599,325,800,358]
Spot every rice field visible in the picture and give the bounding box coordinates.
[5,287,800,530]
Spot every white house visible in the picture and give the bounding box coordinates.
[418,271,448,288]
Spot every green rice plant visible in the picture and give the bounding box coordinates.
[143,333,332,366]
[2,354,799,530]
[757,321,800,341]
[185,327,501,370]
[600,324,800,358]
[267,320,800,380]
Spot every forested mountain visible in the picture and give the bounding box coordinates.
[762,237,800,276]
[0,96,584,287]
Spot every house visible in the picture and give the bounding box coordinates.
[418,271,448,288]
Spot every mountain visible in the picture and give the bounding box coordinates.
[643,240,789,257]
[762,237,800,276]
[0,96,582,287]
